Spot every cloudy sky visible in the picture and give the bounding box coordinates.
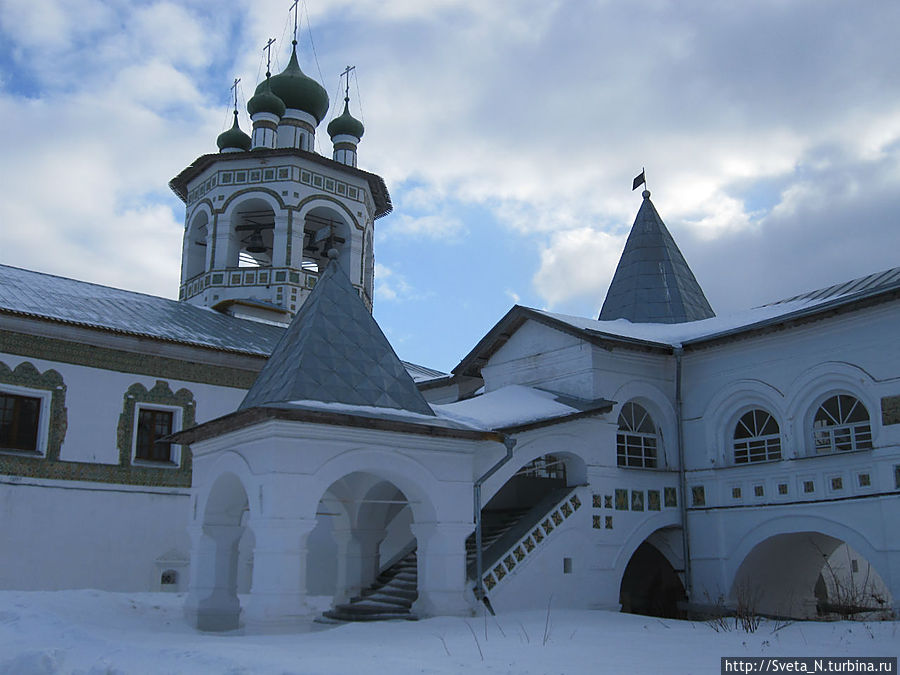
[1,1,899,372]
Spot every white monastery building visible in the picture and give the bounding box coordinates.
[1,32,898,632]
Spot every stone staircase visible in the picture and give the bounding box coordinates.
[320,508,535,622]
[321,549,419,622]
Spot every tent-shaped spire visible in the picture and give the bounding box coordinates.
[239,253,434,415]
[599,190,715,324]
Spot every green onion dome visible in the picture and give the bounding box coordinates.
[260,42,329,123]
[247,76,286,117]
[327,99,364,139]
[217,111,251,151]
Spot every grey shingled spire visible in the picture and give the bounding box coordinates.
[239,253,434,415]
[599,190,715,324]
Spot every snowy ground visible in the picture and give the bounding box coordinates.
[0,591,896,674]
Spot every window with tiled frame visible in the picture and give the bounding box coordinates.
[117,381,194,469]
[0,361,66,459]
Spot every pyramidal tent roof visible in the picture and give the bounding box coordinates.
[599,190,715,324]
[239,257,434,416]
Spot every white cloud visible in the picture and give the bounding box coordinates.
[533,228,625,309]
[374,263,416,302]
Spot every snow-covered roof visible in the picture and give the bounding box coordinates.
[432,385,612,431]
[544,264,900,347]
[455,265,900,375]
[0,264,445,383]
[0,264,283,356]
[176,384,611,445]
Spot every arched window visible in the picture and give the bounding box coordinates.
[733,409,781,464]
[812,394,872,454]
[617,402,659,468]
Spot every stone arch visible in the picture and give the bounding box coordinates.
[219,195,280,269]
[295,198,361,281]
[726,515,891,618]
[785,363,878,457]
[486,432,589,497]
[619,537,687,618]
[183,204,213,281]
[614,512,684,586]
[191,451,257,526]
[303,448,440,524]
[219,187,287,213]
[310,469,425,617]
[610,381,677,468]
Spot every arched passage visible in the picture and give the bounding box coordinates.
[187,471,250,631]
[619,537,686,619]
[730,532,894,619]
[312,471,421,621]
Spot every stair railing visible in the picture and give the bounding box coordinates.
[471,486,583,597]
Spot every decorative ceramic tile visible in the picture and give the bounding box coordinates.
[858,473,871,487]
[732,487,742,499]
[648,490,660,511]
[831,476,843,491]
[592,515,602,529]
[691,485,705,507]
[754,484,764,497]
[604,495,613,509]
[664,487,677,507]
[605,516,613,529]
[592,494,602,509]
[615,489,628,510]
[778,483,788,495]
[631,490,644,511]
[803,480,815,493]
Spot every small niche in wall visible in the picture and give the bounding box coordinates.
[160,570,178,586]
[563,557,573,574]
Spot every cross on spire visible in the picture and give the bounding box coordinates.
[263,37,276,76]
[340,65,355,102]
[289,0,300,44]
[230,77,240,113]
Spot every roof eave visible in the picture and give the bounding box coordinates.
[452,305,673,378]
[683,285,900,350]
[172,405,503,445]
[0,308,272,358]
[168,148,392,218]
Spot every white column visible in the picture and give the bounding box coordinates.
[411,521,475,617]
[331,527,385,602]
[242,517,317,629]
[183,524,244,631]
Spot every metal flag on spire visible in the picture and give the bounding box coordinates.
[633,168,646,191]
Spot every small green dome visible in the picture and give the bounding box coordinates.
[217,112,251,151]
[327,99,364,139]
[259,43,329,123]
[247,77,286,117]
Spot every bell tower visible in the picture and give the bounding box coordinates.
[169,35,387,325]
